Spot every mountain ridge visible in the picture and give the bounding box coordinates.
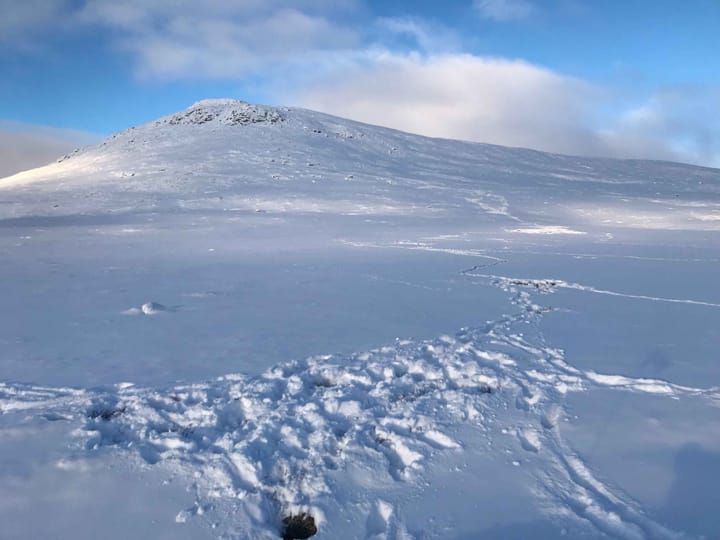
[4,98,719,187]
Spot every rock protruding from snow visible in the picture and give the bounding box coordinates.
[162,99,285,127]
[282,513,317,540]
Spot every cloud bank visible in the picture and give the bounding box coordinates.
[0,122,100,178]
[292,54,601,156]
[288,53,720,167]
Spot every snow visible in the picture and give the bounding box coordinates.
[1,99,719,539]
[506,225,587,235]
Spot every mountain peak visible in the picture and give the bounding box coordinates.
[160,98,286,127]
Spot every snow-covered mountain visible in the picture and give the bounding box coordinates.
[1,100,719,539]
[4,98,718,231]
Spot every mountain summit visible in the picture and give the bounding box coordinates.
[162,99,286,127]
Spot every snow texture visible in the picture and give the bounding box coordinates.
[1,99,719,539]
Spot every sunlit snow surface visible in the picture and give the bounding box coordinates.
[1,100,719,539]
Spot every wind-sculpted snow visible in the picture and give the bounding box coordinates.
[2,279,715,539]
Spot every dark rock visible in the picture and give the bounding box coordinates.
[282,513,317,540]
[87,404,126,421]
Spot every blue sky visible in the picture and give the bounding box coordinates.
[1,0,719,172]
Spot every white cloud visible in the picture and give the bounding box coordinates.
[474,0,535,21]
[290,53,603,155]
[0,122,100,178]
[287,53,720,167]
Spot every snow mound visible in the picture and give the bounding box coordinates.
[122,302,172,315]
[141,301,167,315]
[161,99,285,127]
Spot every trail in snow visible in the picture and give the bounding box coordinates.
[481,248,720,264]
[338,239,508,268]
[465,272,720,309]
[1,276,716,539]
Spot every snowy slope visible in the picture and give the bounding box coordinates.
[1,99,719,539]
[3,99,718,230]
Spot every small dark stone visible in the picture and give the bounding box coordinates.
[281,513,317,540]
[88,405,126,421]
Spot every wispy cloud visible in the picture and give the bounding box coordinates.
[0,0,72,50]
[0,122,100,178]
[597,87,720,167]
[77,0,362,79]
[473,0,535,21]
[372,17,462,54]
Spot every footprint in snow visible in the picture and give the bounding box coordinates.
[365,500,393,538]
[517,428,541,453]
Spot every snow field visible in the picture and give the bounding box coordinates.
[3,276,717,538]
[1,99,719,538]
